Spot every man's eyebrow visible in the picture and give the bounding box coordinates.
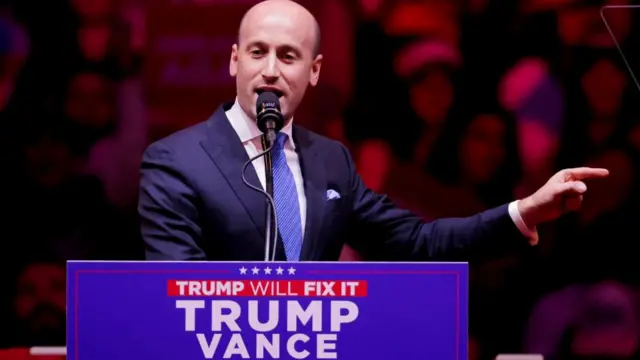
[240,40,304,56]
[279,44,302,56]
[242,40,265,49]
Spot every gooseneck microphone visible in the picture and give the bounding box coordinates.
[241,91,284,261]
[256,91,285,144]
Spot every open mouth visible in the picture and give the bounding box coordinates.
[256,88,284,98]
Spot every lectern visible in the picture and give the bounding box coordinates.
[67,261,468,359]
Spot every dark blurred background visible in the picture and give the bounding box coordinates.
[0,0,638,359]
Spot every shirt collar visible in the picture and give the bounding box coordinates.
[226,98,295,149]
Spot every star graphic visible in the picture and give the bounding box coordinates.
[276,267,284,275]
[239,267,248,275]
[264,267,272,275]
[287,267,296,275]
[251,266,260,275]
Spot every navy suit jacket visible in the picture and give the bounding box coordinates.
[138,103,529,261]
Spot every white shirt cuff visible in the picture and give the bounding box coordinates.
[508,200,539,245]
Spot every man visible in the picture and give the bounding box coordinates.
[138,0,608,261]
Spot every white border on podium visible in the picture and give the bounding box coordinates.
[30,347,67,356]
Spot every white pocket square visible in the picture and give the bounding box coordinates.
[326,189,341,200]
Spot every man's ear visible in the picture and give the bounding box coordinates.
[229,44,239,77]
[309,54,323,87]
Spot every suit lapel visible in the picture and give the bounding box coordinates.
[199,107,326,261]
[294,126,326,261]
[200,104,267,241]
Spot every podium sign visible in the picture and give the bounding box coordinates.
[67,261,468,359]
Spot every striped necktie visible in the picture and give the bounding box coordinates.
[272,132,303,261]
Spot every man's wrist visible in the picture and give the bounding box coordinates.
[517,195,537,229]
[510,200,539,245]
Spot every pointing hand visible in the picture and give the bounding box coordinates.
[517,167,609,227]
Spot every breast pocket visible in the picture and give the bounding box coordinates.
[324,197,352,233]
[326,195,348,213]
[319,196,352,258]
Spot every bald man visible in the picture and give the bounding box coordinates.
[138,0,608,261]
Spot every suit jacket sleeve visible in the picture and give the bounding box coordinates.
[341,145,529,261]
[138,142,206,260]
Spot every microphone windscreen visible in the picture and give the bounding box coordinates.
[256,91,281,115]
[256,91,284,134]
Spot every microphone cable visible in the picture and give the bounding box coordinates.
[241,142,279,262]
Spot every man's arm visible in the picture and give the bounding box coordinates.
[341,145,530,261]
[138,142,206,260]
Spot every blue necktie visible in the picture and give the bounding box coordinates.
[272,133,303,261]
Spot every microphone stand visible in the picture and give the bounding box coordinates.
[261,134,276,261]
[241,139,279,262]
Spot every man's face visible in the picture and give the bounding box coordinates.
[229,7,322,121]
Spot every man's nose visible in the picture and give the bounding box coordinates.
[261,54,280,80]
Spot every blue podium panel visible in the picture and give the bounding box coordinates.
[67,261,468,360]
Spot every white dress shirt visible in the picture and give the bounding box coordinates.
[225,99,538,245]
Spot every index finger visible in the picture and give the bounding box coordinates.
[564,167,609,180]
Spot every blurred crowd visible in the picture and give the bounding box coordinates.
[0,0,638,359]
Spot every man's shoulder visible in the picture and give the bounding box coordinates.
[140,121,215,175]
[146,104,230,155]
[147,121,210,153]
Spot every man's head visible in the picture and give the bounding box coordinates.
[230,0,322,122]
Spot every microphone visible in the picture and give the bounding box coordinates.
[256,91,285,145]
[241,91,284,262]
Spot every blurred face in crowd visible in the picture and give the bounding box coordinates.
[229,0,323,122]
[558,0,632,47]
[356,139,392,192]
[582,59,626,116]
[65,72,115,129]
[459,114,506,185]
[358,0,385,17]
[580,149,634,223]
[14,263,66,344]
[25,135,74,188]
[324,118,345,142]
[410,68,454,127]
[558,5,599,46]
[71,0,114,19]
[581,59,626,145]
[78,24,112,61]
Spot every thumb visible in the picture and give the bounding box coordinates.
[557,181,587,195]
